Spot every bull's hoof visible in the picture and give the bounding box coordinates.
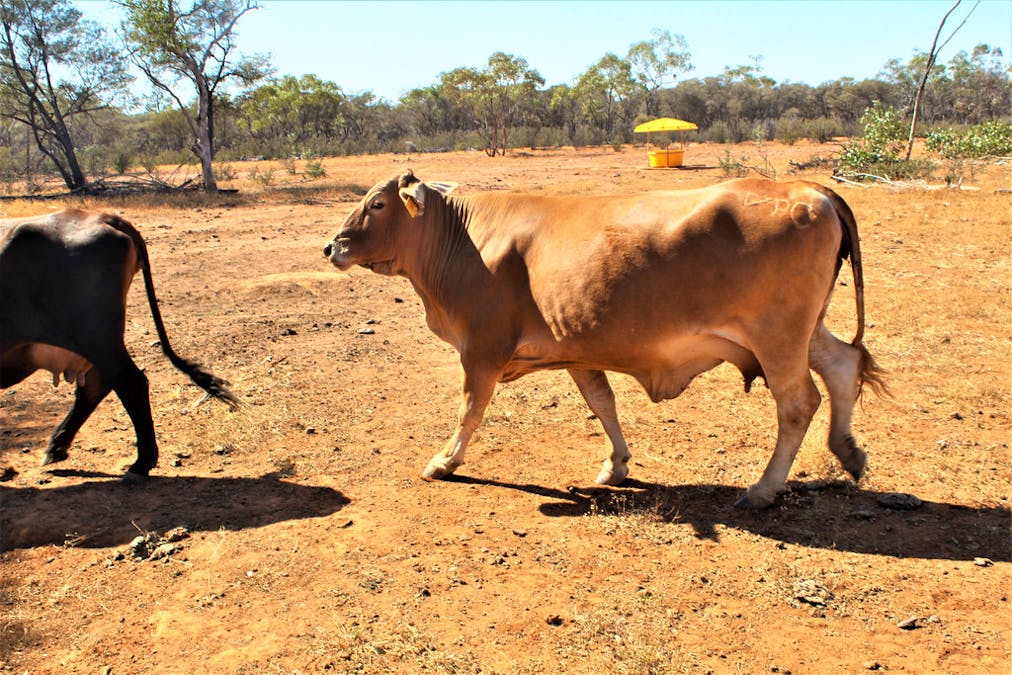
[842,443,867,482]
[594,464,629,486]
[41,447,70,467]
[121,470,149,486]
[734,486,778,510]
[422,457,461,481]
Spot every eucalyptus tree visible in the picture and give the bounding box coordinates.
[239,74,345,153]
[546,84,579,142]
[0,0,131,191]
[627,29,692,116]
[574,54,639,142]
[401,85,452,138]
[945,44,1010,122]
[120,0,270,191]
[441,52,543,156]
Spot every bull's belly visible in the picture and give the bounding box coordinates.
[502,330,762,401]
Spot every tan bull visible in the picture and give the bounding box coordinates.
[324,172,885,508]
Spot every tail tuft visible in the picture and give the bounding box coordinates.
[855,341,890,401]
[170,355,242,409]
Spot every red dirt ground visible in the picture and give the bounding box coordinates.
[2,142,1009,674]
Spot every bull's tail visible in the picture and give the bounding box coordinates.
[810,185,890,400]
[102,214,242,409]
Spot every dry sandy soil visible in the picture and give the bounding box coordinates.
[1,142,1009,674]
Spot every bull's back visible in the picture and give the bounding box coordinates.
[484,180,841,345]
[1,210,139,349]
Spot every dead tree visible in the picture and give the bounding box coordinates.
[905,0,980,160]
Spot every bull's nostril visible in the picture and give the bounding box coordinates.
[323,243,333,257]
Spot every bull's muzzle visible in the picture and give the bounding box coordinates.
[324,238,353,269]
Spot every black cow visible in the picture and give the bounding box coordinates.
[1,209,240,481]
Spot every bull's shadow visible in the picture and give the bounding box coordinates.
[446,475,1011,563]
[0,473,349,551]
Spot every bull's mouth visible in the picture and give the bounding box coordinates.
[325,239,395,275]
[363,259,396,275]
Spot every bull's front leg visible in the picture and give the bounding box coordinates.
[422,365,498,480]
[569,369,631,485]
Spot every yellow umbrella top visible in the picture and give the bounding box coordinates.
[633,118,698,133]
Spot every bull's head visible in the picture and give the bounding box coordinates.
[323,170,457,276]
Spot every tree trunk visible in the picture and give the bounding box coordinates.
[55,125,87,191]
[195,84,218,192]
[28,113,86,192]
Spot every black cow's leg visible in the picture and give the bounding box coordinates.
[113,364,158,482]
[88,346,159,483]
[42,373,111,466]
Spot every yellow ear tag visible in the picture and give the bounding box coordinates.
[404,197,419,217]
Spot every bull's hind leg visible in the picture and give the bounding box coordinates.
[809,323,866,480]
[86,344,159,483]
[737,352,822,510]
[569,369,631,485]
[43,374,111,466]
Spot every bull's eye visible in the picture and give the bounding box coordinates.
[370,200,384,210]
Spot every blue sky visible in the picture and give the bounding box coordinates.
[78,0,1011,102]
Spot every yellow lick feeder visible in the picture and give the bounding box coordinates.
[634,118,698,168]
[648,147,685,167]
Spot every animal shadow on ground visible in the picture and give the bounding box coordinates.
[0,473,349,551]
[447,475,1010,563]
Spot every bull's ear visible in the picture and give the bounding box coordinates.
[427,181,458,197]
[398,181,426,218]
[398,180,457,218]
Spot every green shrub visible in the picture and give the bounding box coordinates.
[80,145,109,178]
[925,119,1012,158]
[836,102,931,180]
[802,117,847,143]
[719,148,749,177]
[776,116,804,145]
[303,159,327,179]
[215,163,237,182]
[249,166,275,187]
[114,151,132,174]
[706,121,730,144]
[571,125,604,148]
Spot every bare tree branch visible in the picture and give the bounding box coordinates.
[905,0,980,159]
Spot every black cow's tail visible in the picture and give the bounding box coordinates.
[810,185,889,400]
[102,214,242,409]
